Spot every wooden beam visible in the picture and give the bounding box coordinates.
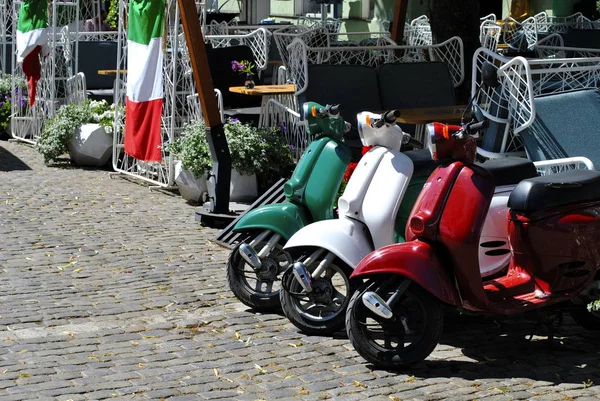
[177,0,232,216]
[176,0,221,128]
[391,0,409,45]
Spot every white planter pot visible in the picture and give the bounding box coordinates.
[67,123,112,167]
[175,163,258,203]
[174,161,208,203]
[230,169,257,202]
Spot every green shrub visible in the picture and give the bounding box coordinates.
[37,100,122,164]
[166,118,295,191]
[0,74,28,134]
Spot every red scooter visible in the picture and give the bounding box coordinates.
[345,93,600,369]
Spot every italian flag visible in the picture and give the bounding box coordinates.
[16,0,48,107]
[124,0,165,162]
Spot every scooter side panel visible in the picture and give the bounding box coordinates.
[283,218,374,269]
[394,176,428,244]
[304,140,352,222]
[361,150,414,249]
[338,147,387,218]
[284,138,330,203]
[351,241,461,306]
[233,203,311,241]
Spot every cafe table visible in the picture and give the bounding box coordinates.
[97,69,127,76]
[229,84,296,127]
[393,104,469,145]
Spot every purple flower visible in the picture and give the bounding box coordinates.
[289,144,295,149]
[231,60,244,72]
[229,118,240,124]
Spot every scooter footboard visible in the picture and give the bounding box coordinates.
[351,240,461,306]
[284,219,374,268]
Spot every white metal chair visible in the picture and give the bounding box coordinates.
[480,20,502,52]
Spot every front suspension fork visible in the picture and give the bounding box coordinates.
[361,278,411,320]
[238,230,282,270]
[292,249,336,293]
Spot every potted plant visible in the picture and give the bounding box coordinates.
[38,100,122,166]
[166,118,295,203]
[231,59,256,89]
[0,74,28,139]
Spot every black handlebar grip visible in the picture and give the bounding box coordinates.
[373,110,400,128]
[466,120,488,133]
[383,109,401,123]
[328,104,341,115]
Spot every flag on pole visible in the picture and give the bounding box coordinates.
[16,0,48,107]
[124,0,165,162]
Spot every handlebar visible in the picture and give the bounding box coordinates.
[373,109,400,128]
[463,120,488,134]
[327,104,341,116]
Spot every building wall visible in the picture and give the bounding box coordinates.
[501,0,574,18]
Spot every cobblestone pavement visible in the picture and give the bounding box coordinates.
[1,139,599,401]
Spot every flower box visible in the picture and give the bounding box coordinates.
[67,123,113,167]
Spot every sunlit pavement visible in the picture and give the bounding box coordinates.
[1,139,599,401]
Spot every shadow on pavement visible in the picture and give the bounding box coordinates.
[0,143,32,171]
[372,312,600,383]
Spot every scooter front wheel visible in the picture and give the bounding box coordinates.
[280,251,356,335]
[227,234,293,312]
[346,276,443,369]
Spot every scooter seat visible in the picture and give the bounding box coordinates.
[508,169,600,214]
[404,149,440,177]
[477,157,538,187]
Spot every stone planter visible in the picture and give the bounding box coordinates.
[174,161,208,203]
[67,123,112,167]
[230,169,258,202]
[174,162,258,203]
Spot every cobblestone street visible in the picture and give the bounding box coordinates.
[1,139,599,401]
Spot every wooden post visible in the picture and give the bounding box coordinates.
[391,0,409,45]
[177,0,231,215]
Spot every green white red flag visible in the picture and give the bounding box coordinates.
[124,0,165,162]
[16,0,48,106]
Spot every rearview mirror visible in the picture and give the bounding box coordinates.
[481,61,500,88]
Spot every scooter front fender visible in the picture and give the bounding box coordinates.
[351,240,461,306]
[283,219,374,268]
[233,203,310,241]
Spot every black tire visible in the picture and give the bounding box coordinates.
[280,252,357,335]
[346,277,443,370]
[226,237,293,312]
[570,306,600,331]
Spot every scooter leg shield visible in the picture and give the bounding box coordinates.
[233,203,311,241]
[351,240,461,307]
[284,218,374,269]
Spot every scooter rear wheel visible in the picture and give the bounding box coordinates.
[346,277,443,369]
[280,252,356,335]
[226,236,292,312]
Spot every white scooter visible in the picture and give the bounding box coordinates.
[279,109,572,335]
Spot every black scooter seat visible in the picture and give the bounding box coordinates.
[405,152,538,186]
[508,169,600,214]
[477,157,538,187]
[404,149,440,177]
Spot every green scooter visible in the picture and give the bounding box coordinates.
[226,102,352,311]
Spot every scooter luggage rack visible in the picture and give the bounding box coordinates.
[471,47,600,160]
